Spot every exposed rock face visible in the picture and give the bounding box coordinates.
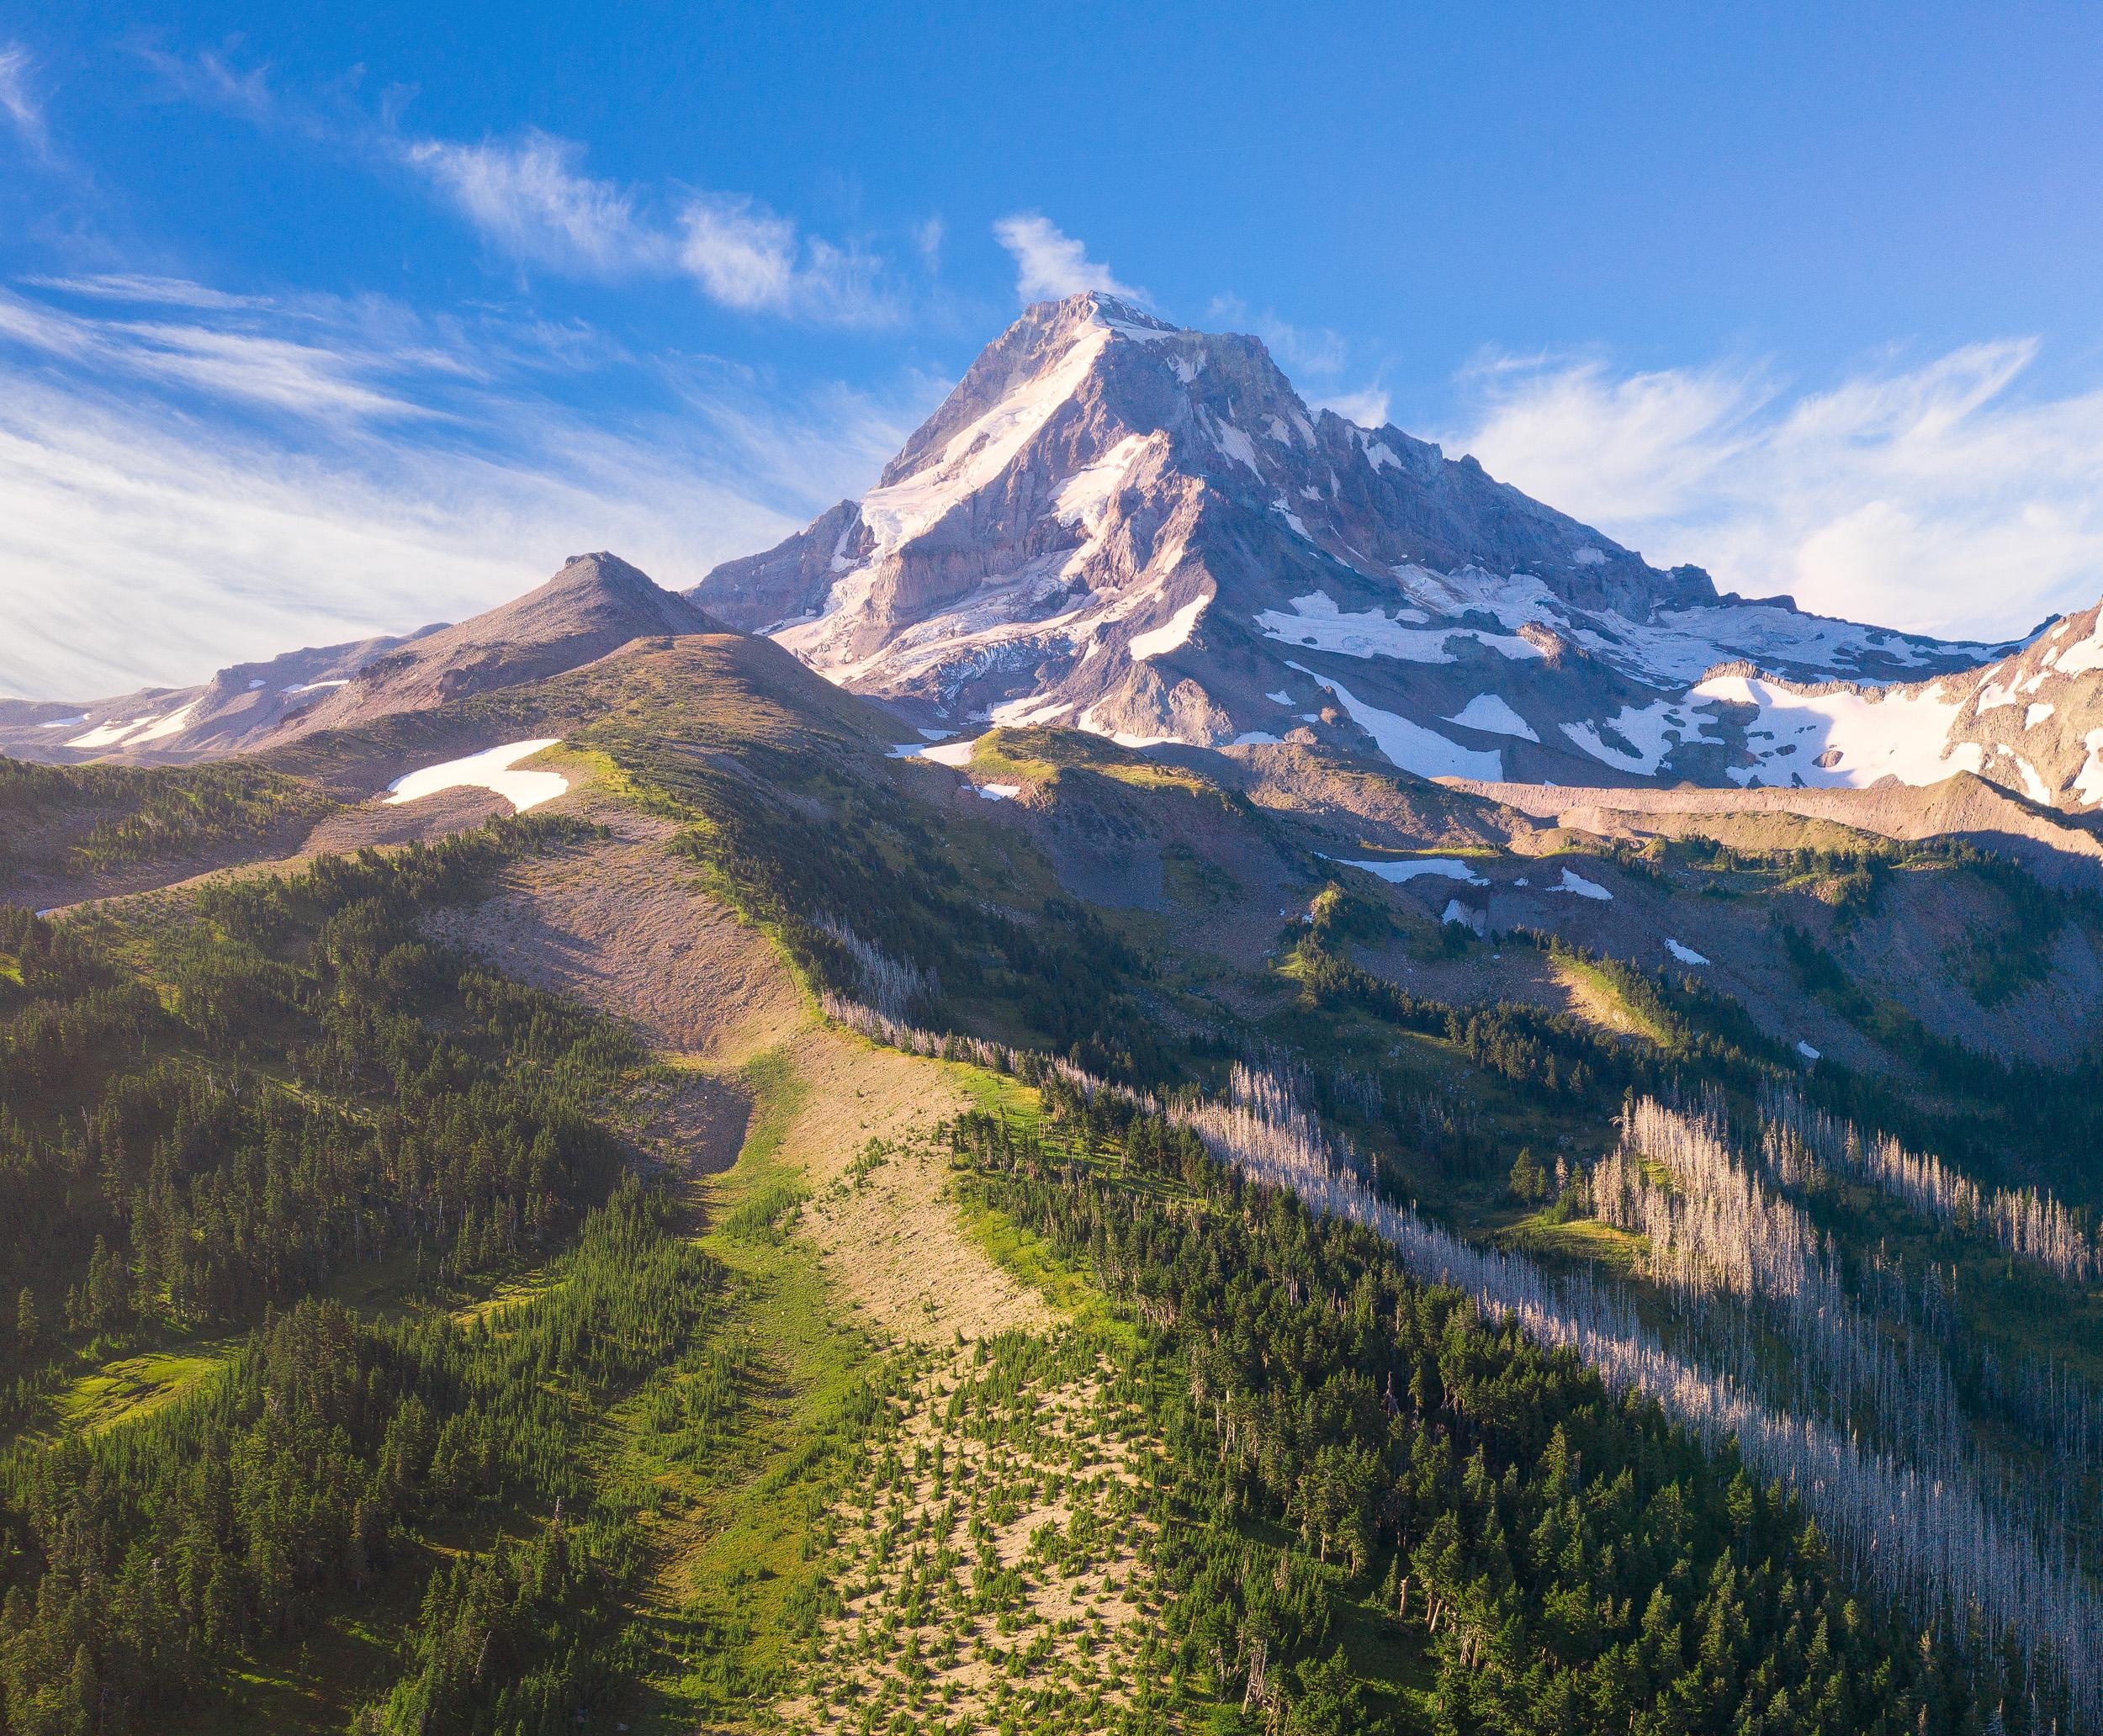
[2,552,718,765]
[691,294,2021,783]
[1826,601,2103,814]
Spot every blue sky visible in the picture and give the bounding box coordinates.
[3,1,2103,696]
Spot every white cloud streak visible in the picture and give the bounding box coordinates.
[992,214,1139,304]
[1206,295,1347,376]
[0,280,930,699]
[675,193,889,321]
[400,130,896,322]
[0,44,48,155]
[1207,294,1391,429]
[1311,386,1391,428]
[1449,341,2103,640]
[138,52,902,324]
[405,131,665,279]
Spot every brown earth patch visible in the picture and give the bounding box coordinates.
[420,815,805,1066]
[783,1029,1051,1347]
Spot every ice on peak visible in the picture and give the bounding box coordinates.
[858,321,1114,558]
[1081,293,1177,339]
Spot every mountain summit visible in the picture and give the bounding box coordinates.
[0,551,717,765]
[692,293,2015,781]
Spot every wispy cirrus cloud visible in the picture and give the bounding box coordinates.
[0,43,49,156]
[1207,293,1388,426]
[992,214,1140,304]
[391,129,900,322]
[1449,340,2103,639]
[403,130,665,280]
[675,191,888,321]
[0,277,934,699]
[139,50,905,325]
[1311,385,1391,428]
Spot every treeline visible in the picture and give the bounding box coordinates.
[1292,886,1786,1113]
[950,1099,2048,1736]
[0,1178,729,1734]
[0,758,333,880]
[0,819,634,1378]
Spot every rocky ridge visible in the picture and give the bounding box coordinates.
[693,293,2026,790]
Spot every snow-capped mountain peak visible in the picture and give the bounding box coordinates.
[692,296,2026,783]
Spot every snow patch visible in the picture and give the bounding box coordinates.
[1286,663,1503,780]
[1050,433,1150,530]
[1796,1040,1822,1062]
[1272,500,1314,541]
[1974,668,2020,711]
[2074,729,2103,806]
[2025,703,2056,729]
[919,739,978,768]
[1256,591,1539,664]
[1560,699,1719,775]
[1212,419,1263,476]
[977,784,1023,801]
[1231,732,1283,746]
[385,739,567,815]
[1444,693,1539,742]
[282,678,351,696]
[1129,592,1210,660]
[1994,747,2053,805]
[1549,867,1613,901]
[1691,673,1982,789]
[1265,689,1294,706]
[1334,857,1488,886]
[1665,938,1709,966]
[2051,617,2103,677]
[989,694,1076,727]
[128,699,203,744]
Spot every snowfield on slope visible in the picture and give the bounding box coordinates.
[1332,857,1489,886]
[385,739,569,814]
[1445,692,1539,741]
[1257,590,1539,664]
[1288,663,1503,780]
[1691,674,1985,789]
[1561,699,1721,775]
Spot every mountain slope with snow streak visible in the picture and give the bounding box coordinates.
[0,552,718,768]
[693,292,2024,788]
